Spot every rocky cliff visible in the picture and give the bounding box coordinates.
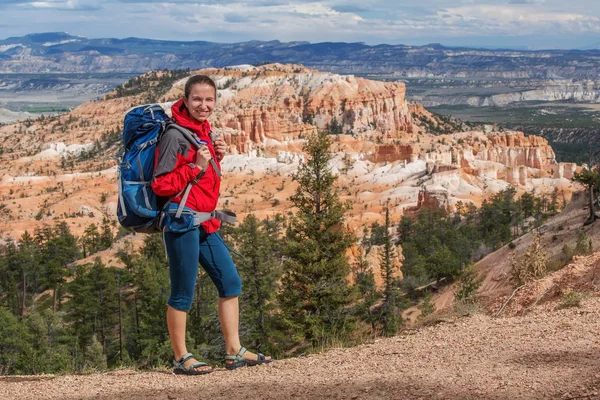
[159,64,417,147]
[415,79,600,108]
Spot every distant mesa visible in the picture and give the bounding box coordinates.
[1,32,599,80]
[23,32,81,43]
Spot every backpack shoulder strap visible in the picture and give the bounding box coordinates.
[166,123,222,178]
[174,168,208,218]
[165,123,202,149]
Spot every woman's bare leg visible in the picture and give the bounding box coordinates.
[218,296,271,362]
[167,305,211,371]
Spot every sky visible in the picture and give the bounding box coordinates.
[0,0,599,49]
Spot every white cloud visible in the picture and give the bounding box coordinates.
[1,0,599,48]
[26,0,101,10]
[159,1,364,40]
[286,3,340,15]
[435,4,600,35]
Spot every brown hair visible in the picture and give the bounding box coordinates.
[184,75,217,98]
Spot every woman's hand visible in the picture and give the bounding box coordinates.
[214,138,227,160]
[195,144,212,170]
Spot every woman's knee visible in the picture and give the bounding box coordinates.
[219,272,242,298]
[168,296,194,311]
[169,277,196,310]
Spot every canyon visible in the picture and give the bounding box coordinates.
[0,64,580,254]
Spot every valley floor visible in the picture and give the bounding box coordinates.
[1,297,599,400]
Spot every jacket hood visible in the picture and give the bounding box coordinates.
[171,98,211,139]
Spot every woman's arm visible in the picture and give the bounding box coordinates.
[152,163,199,197]
[151,130,199,197]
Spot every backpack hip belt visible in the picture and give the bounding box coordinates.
[163,208,237,229]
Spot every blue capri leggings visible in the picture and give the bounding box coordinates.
[164,227,242,311]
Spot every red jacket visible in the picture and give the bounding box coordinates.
[151,99,221,233]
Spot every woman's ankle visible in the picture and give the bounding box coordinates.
[225,344,243,355]
[174,350,190,361]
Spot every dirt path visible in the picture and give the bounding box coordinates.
[2,297,599,400]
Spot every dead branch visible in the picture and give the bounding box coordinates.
[495,285,525,317]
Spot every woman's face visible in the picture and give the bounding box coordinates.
[184,83,216,122]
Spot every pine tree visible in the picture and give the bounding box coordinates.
[87,260,121,366]
[352,245,380,332]
[64,265,95,370]
[354,246,376,297]
[397,215,414,245]
[573,167,600,225]
[378,203,402,336]
[0,308,32,374]
[427,239,459,282]
[81,223,101,258]
[479,187,519,247]
[327,117,343,135]
[280,130,357,349]
[84,334,107,371]
[99,216,114,251]
[116,243,142,360]
[65,261,129,369]
[16,231,40,318]
[0,239,23,316]
[455,262,482,303]
[369,221,386,246]
[132,234,171,367]
[39,222,80,312]
[230,214,283,356]
[23,309,72,374]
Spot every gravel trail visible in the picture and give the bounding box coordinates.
[1,297,599,400]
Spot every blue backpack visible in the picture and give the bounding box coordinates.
[117,104,173,233]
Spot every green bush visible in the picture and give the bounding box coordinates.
[558,290,587,309]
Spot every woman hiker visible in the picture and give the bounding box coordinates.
[152,74,272,375]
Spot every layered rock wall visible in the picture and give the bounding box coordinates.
[163,64,418,152]
[368,144,416,163]
[480,132,556,168]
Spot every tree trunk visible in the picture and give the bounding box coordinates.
[101,317,107,357]
[21,269,26,318]
[585,184,598,225]
[118,284,123,364]
[134,293,141,354]
[195,284,200,318]
[590,184,596,220]
[53,286,58,313]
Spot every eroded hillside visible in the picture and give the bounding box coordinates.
[0,64,581,248]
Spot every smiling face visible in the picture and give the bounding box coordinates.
[183,83,216,123]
